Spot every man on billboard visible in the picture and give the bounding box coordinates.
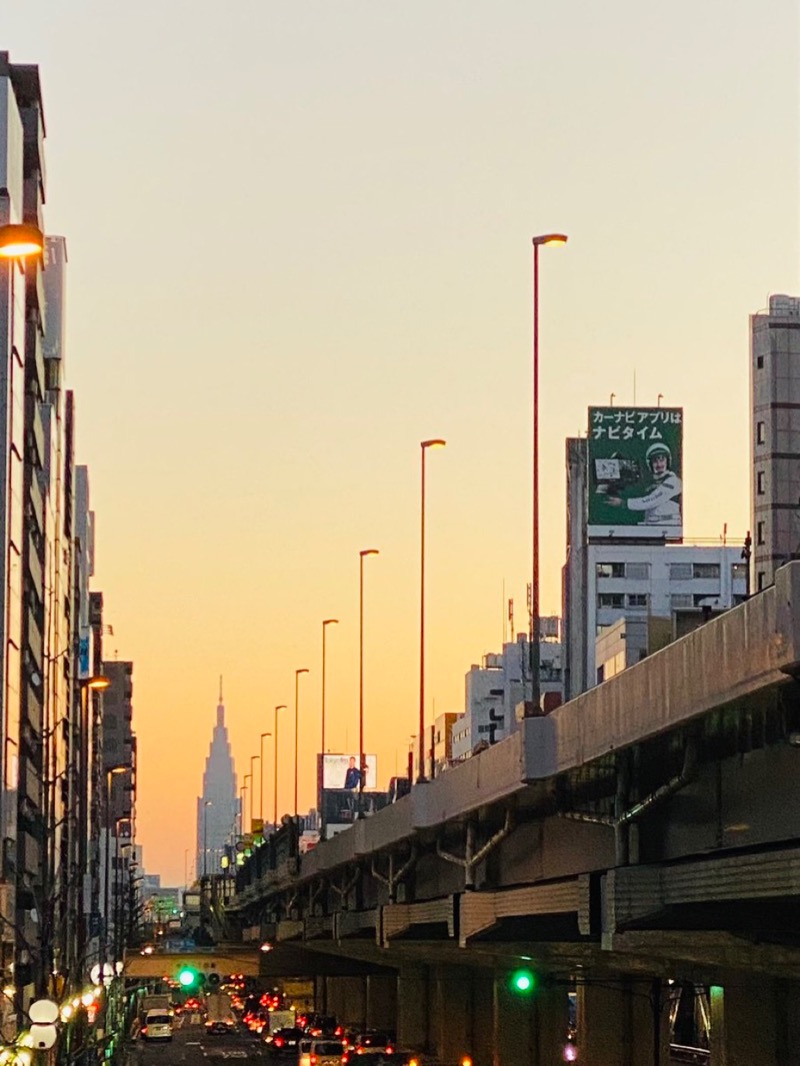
[606,442,682,526]
[343,757,360,790]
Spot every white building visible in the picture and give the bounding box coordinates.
[751,294,800,593]
[566,539,747,695]
[451,633,563,761]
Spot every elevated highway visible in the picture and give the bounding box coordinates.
[227,563,800,1065]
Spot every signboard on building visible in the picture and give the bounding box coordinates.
[587,406,683,540]
[320,753,377,791]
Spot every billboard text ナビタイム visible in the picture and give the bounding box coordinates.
[588,406,683,540]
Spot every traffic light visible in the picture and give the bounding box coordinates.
[178,966,200,989]
[206,972,220,990]
[509,968,536,995]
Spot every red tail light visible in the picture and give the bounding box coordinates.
[335,1027,343,1036]
[275,1038,284,1048]
[311,1058,317,1066]
[141,1028,147,1034]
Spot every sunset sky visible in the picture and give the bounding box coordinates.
[2,2,797,884]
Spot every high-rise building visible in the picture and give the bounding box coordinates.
[196,685,238,879]
[0,51,50,997]
[101,661,137,957]
[750,294,800,592]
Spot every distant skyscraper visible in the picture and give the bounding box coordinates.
[196,682,238,879]
[750,294,800,592]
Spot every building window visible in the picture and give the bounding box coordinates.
[596,562,625,579]
[757,421,766,445]
[693,563,720,579]
[757,521,765,546]
[757,571,765,591]
[757,470,766,495]
[693,593,718,607]
[627,593,648,608]
[597,593,624,609]
[757,355,764,369]
[731,562,747,581]
[669,563,693,581]
[670,594,693,609]
[625,562,650,580]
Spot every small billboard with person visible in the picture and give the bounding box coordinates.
[321,753,377,790]
[588,406,683,540]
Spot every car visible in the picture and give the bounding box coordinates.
[299,1038,347,1066]
[342,1052,419,1066]
[265,1027,306,1056]
[302,1015,338,1037]
[348,1032,395,1053]
[141,1010,173,1042]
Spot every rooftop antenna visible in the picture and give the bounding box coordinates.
[657,393,664,407]
[610,392,616,406]
[219,675,223,702]
[508,598,515,642]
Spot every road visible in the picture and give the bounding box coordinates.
[131,1015,270,1066]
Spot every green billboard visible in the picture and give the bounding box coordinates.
[587,406,683,540]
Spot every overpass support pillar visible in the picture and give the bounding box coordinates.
[492,976,570,1066]
[365,974,397,1030]
[397,965,429,1051]
[324,976,366,1031]
[708,978,797,1066]
[577,978,669,1066]
[431,965,474,1065]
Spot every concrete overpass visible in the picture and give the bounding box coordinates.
[226,563,800,1065]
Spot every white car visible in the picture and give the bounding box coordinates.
[298,1039,346,1066]
[142,1010,173,1042]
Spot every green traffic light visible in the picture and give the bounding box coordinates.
[178,967,197,988]
[510,969,536,994]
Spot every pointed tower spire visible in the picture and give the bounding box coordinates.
[217,676,224,727]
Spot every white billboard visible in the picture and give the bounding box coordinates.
[321,753,377,791]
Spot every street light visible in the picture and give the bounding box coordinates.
[321,619,339,756]
[0,222,44,259]
[250,755,260,829]
[529,232,567,717]
[359,549,380,814]
[294,669,309,819]
[202,800,212,877]
[243,774,251,833]
[418,439,446,783]
[260,732,271,824]
[273,704,286,830]
[104,765,128,964]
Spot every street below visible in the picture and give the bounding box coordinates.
[131,1017,268,1066]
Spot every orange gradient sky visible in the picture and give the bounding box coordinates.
[2,2,798,884]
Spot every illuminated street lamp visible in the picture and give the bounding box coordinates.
[418,439,446,783]
[0,222,44,259]
[294,669,309,819]
[529,233,568,716]
[273,704,286,829]
[259,731,271,823]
